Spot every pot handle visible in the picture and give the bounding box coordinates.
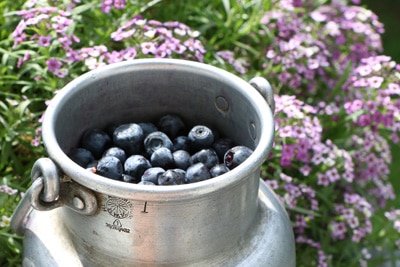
[10,158,98,235]
[249,77,275,113]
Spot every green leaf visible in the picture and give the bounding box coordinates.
[287,205,321,217]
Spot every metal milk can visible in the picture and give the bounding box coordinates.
[11,59,295,266]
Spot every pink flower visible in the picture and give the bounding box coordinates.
[46,58,61,72]
[38,35,52,47]
[367,76,384,88]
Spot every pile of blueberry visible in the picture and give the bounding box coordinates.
[69,114,253,185]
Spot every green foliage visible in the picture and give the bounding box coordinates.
[1,0,399,266]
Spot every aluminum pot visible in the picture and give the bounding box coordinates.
[11,59,295,266]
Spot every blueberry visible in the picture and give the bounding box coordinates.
[138,122,158,137]
[150,147,174,169]
[81,128,111,159]
[188,125,214,152]
[190,149,219,169]
[103,147,126,163]
[138,181,156,185]
[212,137,234,162]
[124,155,152,179]
[157,114,186,139]
[158,169,185,185]
[70,148,95,167]
[224,146,253,170]
[210,164,229,178]
[95,156,123,180]
[172,150,191,170]
[144,131,173,157]
[210,128,221,141]
[141,167,165,184]
[113,123,144,155]
[122,173,139,183]
[172,136,190,152]
[185,163,211,183]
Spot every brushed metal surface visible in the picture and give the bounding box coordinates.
[22,182,295,266]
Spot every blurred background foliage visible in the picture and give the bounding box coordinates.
[364,0,400,195]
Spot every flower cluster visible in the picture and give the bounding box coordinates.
[71,16,206,70]
[12,5,206,76]
[0,185,18,196]
[12,4,80,77]
[0,185,18,228]
[385,209,400,246]
[259,1,384,96]
[264,94,377,265]
[255,0,400,265]
[318,55,400,210]
[101,0,126,13]
[216,51,249,75]
[343,56,400,140]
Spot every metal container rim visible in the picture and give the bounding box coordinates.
[42,58,274,201]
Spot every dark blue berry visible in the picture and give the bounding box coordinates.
[150,147,174,169]
[224,146,253,170]
[81,128,111,159]
[190,149,219,169]
[70,148,95,167]
[113,123,144,155]
[212,137,234,162]
[124,155,151,179]
[210,127,221,141]
[210,164,229,177]
[141,167,165,184]
[144,131,173,157]
[188,125,214,152]
[172,150,191,170]
[172,136,190,151]
[138,122,158,137]
[185,163,211,183]
[157,114,186,139]
[103,147,126,163]
[96,156,123,180]
[158,169,185,185]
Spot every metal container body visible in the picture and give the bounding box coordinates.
[40,59,285,265]
[21,182,295,267]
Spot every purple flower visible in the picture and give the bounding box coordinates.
[17,52,31,68]
[12,20,26,39]
[121,47,137,60]
[101,0,112,13]
[38,35,52,47]
[0,185,18,195]
[53,68,68,78]
[330,221,347,240]
[51,15,73,33]
[141,42,156,55]
[367,76,384,88]
[317,173,329,186]
[114,0,126,10]
[101,0,126,13]
[46,58,61,72]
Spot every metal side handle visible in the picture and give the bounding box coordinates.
[10,158,98,235]
[249,76,275,114]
